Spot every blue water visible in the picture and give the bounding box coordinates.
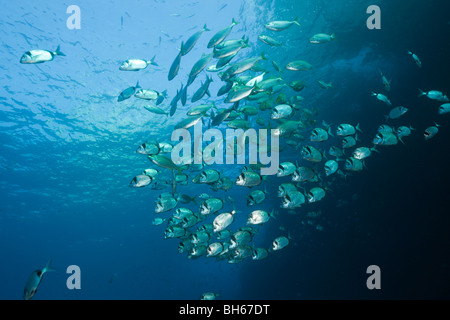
[1,0,450,300]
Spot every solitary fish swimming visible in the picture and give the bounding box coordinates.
[408,50,422,68]
[309,33,336,44]
[23,259,55,300]
[418,89,449,102]
[20,46,65,64]
[265,18,301,31]
[424,124,440,141]
[119,56,157,71]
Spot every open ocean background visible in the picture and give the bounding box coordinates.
[1,0,450,299]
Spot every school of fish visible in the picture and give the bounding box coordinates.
[20,15,447,300]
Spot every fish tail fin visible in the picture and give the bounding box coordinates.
[409,125,416,131]
[269,208,277,219]
[384,114,390,121]
[293,17,301,27]
[136,81,141,88]
[54,45,66,56]
[43,259,56,274]
[261,52,268,60]
[331,33,336,40]
[371,146,380,153]
[243,37,250,48]
[327,127,334,137]
[203,24,210,32]
[232,18,239,25]
[407,50,412,55]
[191,195,198,205]
[356,123,363,133]
[418,89,426,97]
[161,89,168,98]
[187,75,195,87]
[398,136,405,145]
[231,206,241,216]
[434,122,440,127]
[149,55,158,66]
[362,161,368,170]
[264,185,269,196]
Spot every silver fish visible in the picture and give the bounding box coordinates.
[207,18,239,48]
[424,124,440,141]
[265,18,301,31]
[129,174,152,188]
[23,259,55,300]
[168,50,182,81]
[408,50,422,68]
[258,35,282,46]
[188,52,214,85]
[272,236,289,251]
[118,81,140,102]
[182,24,210,56]
[119,56,157,71]
[213,210,236,233]
[20,46,65,64]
